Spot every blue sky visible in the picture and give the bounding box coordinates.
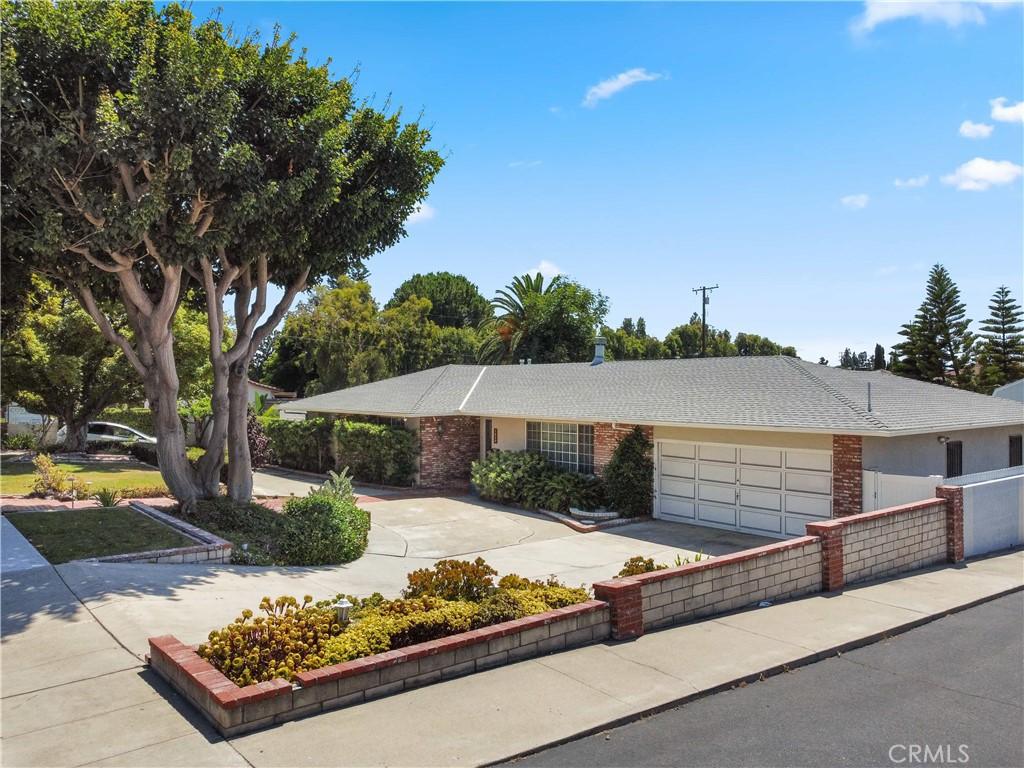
[204,1,1023,363]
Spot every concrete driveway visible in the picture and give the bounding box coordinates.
[12,490,771,656]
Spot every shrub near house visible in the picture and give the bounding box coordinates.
[470,450,605,513]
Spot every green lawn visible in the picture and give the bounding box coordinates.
[0,457,168,497]
[5,506,194,563]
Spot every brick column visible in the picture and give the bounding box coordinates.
[417,415,481,490]
[831,434,863,517]
[593,423,653,475]
[593,579,644,639]
[806,520,845,591]
[936,485,965,563]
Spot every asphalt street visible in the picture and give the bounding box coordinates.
[509,590,1024,768]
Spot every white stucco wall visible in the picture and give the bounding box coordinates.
[863,425,1024,478]
[652,425,832,451]
[481,417,528,455]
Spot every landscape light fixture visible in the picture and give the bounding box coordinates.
[334,598,353,625]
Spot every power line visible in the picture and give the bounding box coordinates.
[691,284,719,358]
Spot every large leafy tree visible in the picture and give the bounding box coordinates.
[479,273,608,364]
[386,271,491,329]
[978,285,1024,391]
[2,2,441,503]
[1,278,213,449]
[263,277,479,395]
[894,265,975,388]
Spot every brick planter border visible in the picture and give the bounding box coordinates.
[148,599,610,736]
[72,501,232,564]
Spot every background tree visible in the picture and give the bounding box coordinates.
[1,279,216,450]
[839,348,871,370]
[478,273,608,364]
[893,265,975,388]
[386,272,491,329]
[2,2,441,503]
[978,285,1024,392]
[873,343,886,370]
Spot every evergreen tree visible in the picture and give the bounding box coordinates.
[978,285,1024,391]
[894,265,974,388]
[873,343,886,370]
[635,317,647,338]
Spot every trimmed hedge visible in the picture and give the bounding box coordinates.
[263,417,334,474]
[470,450,605,513]
[278,490,371,566]
[333,420,418,486]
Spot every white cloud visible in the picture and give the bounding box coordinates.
[959,119,994,138]
[548,106,562,114]
[850,1,1001,34]
[582,68,663,108]
[407,203,436,224]
[893,174,930,188]
[840,193,870,209]
[990,97,1024,123]
[941,157,1023,190]
[528,260,563,280]
[508,160,543,168]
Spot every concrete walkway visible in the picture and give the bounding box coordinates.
[2,543,1020,767]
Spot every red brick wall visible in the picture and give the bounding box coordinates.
[418,415,481,489]
[935,485,965,563]
[593,422,653,475]
[832,434,863,517]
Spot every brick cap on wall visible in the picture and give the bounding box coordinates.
[593,535,822,591]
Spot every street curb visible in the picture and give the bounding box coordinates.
[487,580,1024,766]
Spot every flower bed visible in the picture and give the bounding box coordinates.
[147,558,610,735]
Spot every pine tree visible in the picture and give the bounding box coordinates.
[873,343,886,370]
[894,265,974,387]
[978,285,1024,391]
[635,317,647,338]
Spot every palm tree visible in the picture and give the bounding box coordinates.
[478,272,561,363]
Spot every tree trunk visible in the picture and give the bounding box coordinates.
[146,338,205,508]
[193,360,229,497]
[226,362,253,502]
[62,415,88,452]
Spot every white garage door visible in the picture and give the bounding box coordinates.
[655,440,832,538]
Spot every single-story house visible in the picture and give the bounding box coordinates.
[282,353,1023,538]
[994,379,1024,403]
[247,379,296,405]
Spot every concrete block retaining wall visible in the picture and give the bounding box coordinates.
[595,537,823,637]
[148,600,610,737]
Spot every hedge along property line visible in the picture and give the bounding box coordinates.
[93,501,233,564]
[148,600,610,737]
[597,490,963,639]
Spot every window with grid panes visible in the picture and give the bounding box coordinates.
[526,422,594,473]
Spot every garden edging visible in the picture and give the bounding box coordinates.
[87,501,234,564]
[148,598,610,736]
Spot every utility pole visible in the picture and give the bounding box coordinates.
[692,284,718,357]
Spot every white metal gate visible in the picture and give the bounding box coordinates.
[655,440,833,538]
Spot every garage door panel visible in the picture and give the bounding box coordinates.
[699,463,736,484]
[786,451,832,472]
[661,476,695,499]
[662,443,696,460]
[740,488,781,512]
[698,483,735,505]
[785,494,831,518]
[698,503,736,526]
[660,496,695,520]
[740,508,783,534]
[660,457,694,479]
[740,467,782,490]
[699,444,737,463]
[740,447,783,468]
[656,441,833,538]
[786,472,831,495]
[784,515,813,536]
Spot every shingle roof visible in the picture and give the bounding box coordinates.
[281,357,1024,436]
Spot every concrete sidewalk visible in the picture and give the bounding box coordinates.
[2,549,1020,767]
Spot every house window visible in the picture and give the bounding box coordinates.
[526,422,594,474]
[945,440,963,478]
[1010,435,1022,468]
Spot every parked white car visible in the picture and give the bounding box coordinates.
[56,421,157,445]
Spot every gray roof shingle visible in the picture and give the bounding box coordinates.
[282,357,1024,436]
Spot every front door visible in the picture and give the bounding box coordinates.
[484,419,493,454]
